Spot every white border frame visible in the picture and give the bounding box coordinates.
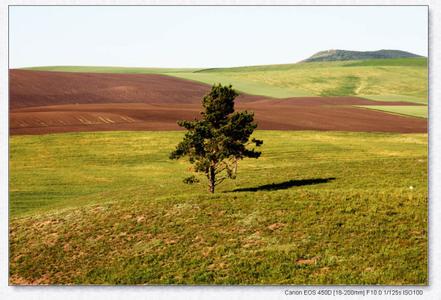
[1,1,439,299]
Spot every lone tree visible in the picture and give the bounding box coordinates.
[170,84,263,193]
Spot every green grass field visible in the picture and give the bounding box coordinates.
[10,131,427,284]
[169,58,427,102]
[361,95,428,105]
[357,105,428,118]
[25,58,427,104]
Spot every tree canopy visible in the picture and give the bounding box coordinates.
[170,84,263,193]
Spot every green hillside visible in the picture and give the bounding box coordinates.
[357,105,428,119]
[22,57,427,104]
[344,57,427,67]
[169,58,427,103]
[10,131,427,284]
[302,49,422,62]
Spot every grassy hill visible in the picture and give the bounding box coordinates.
[169,58,427,103]
[356,105,428,118]
[22,57,428,104]
[302,49,422,62]
[10,131,427,284]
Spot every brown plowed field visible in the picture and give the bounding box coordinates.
[9,69,264,109]
[9,70,427,135]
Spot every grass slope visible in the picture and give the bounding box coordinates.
[361,95,427,104]
[21,57,428,104]
[357,105,428,119]
[344,58,427,67]
[303,50,422,63]
[170,58,427,102]
[10,131,427,284]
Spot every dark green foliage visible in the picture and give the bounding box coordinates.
[170,84,263,193]
[183,175,200,185]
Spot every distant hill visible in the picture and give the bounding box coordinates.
[303,49,423,62]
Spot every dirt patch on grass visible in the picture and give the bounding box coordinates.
[296,257,318,265]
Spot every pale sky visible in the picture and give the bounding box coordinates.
[9,6,428,68]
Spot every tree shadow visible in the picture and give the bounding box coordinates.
[231,177,336,192]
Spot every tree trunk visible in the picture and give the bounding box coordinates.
[209,166,215,193]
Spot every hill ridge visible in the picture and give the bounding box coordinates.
[303,49,423,62]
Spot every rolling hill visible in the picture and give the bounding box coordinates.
[23,56,427,104]
[11,53,427,134]
[302,49,423,62]
[170,57,427,103]
[9,69,427,135]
